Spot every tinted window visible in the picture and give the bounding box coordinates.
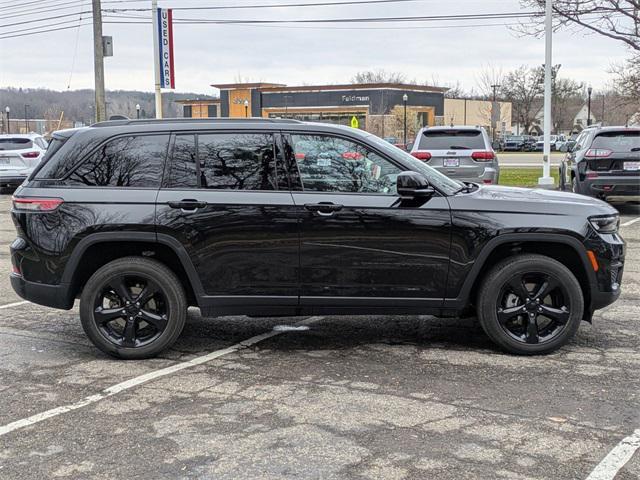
[418,129,485,150]
[0,138,32,150]
[198,133,276,190]
[591,131,640,151]
[169,134,198,188]
[290,134,400,194]
[67,134,168,187]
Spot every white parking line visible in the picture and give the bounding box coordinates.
[0,315,323,437]
[621,217,640,228]
[0,300,28,310]
[586,429,640,480]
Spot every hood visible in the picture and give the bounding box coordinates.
[453,184,617,217]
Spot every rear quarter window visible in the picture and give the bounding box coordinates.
[591,131,640,151]
[65,134,169,188]
[418,130,485,150]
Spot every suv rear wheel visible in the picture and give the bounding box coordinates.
[80,257,187,359]
[477,254,584,355]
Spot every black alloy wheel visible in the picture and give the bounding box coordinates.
[80,257,186,359]
[477,254,584,355]
[496,272,570,345]
[93,275,168,348]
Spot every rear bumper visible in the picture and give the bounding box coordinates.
[10,274,74,310]
[0,175,28,188]
[433,166,499,184]
[584,176,640,197]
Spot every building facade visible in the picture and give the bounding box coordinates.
[178,82,447,139]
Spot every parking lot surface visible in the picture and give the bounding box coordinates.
[0,194,638,480]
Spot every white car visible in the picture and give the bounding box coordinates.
[0,133,48,193]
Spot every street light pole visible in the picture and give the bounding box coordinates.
[587,86,592,126]
[244,99,249,118]
[24,104,29,133]
[5,107,9,134]
[136,103,141,119]
[538,0,554,187]
[402,93,408,146]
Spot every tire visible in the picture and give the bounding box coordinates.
[571,175,579,194]
[80,256,187,359]
[477,254,584,355]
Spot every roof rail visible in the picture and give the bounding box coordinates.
[90,117,305,127]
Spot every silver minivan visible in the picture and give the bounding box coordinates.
[408,126,499,184]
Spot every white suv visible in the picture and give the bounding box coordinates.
[0,133,48,193]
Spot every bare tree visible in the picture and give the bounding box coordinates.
[351,69,407,84]
[501,65,544,134]
[612,53,640,101]
[551,78,585,132]
[475,64,505,100]
[519,1,639,51]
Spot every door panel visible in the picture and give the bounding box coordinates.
[156,130,299,305]
[156,190,299,300]
[292,192,451,303]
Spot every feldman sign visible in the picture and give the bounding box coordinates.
[157,8,175,89]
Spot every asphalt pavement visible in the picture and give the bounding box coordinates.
[0,194,639,479]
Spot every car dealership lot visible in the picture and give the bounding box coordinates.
[0,195,639,479]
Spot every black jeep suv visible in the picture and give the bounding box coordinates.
[560,126,640,201]
[9,119,625,358]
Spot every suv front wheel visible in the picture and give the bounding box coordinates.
[80,257,187,359]
[477,254,584,355]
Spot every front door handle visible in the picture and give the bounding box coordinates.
[167,199,207,211]
[304,203,343,216]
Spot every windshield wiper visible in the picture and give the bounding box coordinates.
[630,147,640,152]
[449,145,471,150]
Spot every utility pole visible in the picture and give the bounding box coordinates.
[491,84,500,142]
[24,104,29,132]
[152,0,162,118]
[92,0,106,122]
[538,0,554,187]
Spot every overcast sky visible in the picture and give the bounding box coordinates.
[0,0,632,96]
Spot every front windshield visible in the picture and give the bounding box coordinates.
[366,134,464,195]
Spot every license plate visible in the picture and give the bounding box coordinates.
[444,158,459,167]
[624,161,640,171]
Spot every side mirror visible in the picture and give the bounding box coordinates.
[406,142,414,152]
[397,171,435,198]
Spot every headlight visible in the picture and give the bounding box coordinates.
[589,215,619,234]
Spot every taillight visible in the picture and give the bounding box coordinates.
[21,151,40,159]
[483,179,493,184]
[12,197,63,212]
[585,149,612,158]
[471,151,495,161]
[411,151,431,161]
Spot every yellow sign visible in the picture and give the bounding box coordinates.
[350,116,359,129]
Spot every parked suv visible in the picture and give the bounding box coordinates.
[409,126,499,184]
[10,119,624,358]
[560,126,640,202]
[0,133,48,193]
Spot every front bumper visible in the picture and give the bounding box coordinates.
[10,274,75,310]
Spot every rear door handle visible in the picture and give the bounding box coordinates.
[167,199,207,211]
[304,203,343,216]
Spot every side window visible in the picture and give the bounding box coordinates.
[66,134,168,187]
[198,133,276,190]
[290,134,401,194]
[575,132,588,151]
[168,134,198,188]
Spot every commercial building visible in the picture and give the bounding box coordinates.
[176,81,512,140]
